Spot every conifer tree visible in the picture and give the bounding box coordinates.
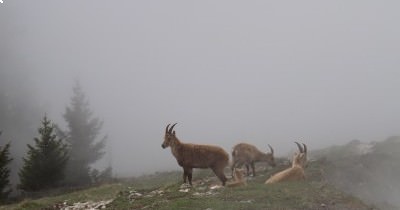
[18,116,69,191]
[63,82,106,186]
[0,132,12,202]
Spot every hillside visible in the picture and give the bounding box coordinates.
[1,159,373,210]
[311,136,400,210]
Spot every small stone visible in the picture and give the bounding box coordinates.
[179,188,190,193]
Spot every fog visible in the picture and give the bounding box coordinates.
[1,0,400,179]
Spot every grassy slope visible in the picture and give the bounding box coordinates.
[1,160,374,210]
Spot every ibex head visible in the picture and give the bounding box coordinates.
[162,123,177,149]
[233,167,246,180]
[264,144,276,167]
[294,142,308,167]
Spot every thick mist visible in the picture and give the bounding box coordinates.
[1,0,400,183]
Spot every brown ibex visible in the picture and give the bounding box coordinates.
[161,123,229,186]
[265,142,308,184]
[231,143,276,177]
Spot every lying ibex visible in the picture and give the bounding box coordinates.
[231,143,276,177]
[265,142,307,184]
[161,123,229,186]
[227,168,247,187]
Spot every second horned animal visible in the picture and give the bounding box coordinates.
[231,143,276,177]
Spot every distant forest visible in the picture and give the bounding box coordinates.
[0,72,111,202]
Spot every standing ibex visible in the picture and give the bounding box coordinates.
[231,143,276,177]
[265,142,308,184]
[162,123,229,186]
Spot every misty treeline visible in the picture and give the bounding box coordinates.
[0,81,111,203]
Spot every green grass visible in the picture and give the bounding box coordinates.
[1,161,374,210]
[0,184,122,210]
[108,161,372,210]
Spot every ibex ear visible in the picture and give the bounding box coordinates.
[172,131,176,136]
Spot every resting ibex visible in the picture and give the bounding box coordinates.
[231,143,276,177]
[161,123,229,186]
[227,168,247,187]
[265,142,307,184]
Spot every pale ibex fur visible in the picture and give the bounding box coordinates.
[227,168,247,187]
[162,123,229,186]
[231,143,276,177]
[265,142,307,184]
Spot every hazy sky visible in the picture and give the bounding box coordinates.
[1,1,400,176]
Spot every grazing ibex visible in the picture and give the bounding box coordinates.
[265,142,308,184]
[227,168,247,187]
[161,123,229,186]
[231,143,276,177]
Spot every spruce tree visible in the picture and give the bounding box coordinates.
[0,132,12,202]
[63,82,106,186]
[18,116,69,191]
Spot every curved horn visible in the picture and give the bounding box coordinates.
[295,142,304,153]
[302,143,307,154]
[169,123,177,133]
[165,124,171,133]
[268,144,274,155]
